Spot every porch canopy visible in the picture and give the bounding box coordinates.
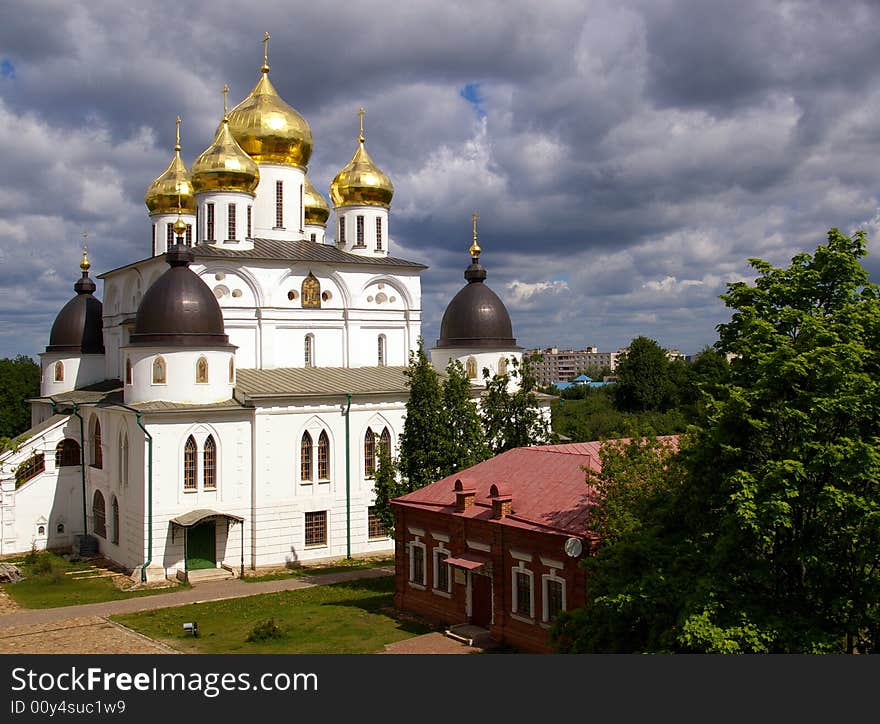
[170,509,245,578]
[444,553,491,570]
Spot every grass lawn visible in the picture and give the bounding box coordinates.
[243,555,394,583]
[112,576,433,654]
[2,552,186,609]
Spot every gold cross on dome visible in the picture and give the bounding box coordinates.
[358,107,365,143]
[469,212,481,259]
[223,84,229,116]
[262,32,271,72]
[80,229,90,272]
[175,115,181,152]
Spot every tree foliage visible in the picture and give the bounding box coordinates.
[371,438,399,535]
[440,359,490,474]
[0,355,39,439]
[556,228,880,653]
[613,336,676,412]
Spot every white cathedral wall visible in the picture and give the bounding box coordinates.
[124,347,234,405]
[196,191,255,249]
[251,164,305,240]
[430,348,523,389]
[149,212,196,255]
[39,354,105,397]
[336,206,390,257]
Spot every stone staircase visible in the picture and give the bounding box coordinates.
[178,567,236,584]
[444,623,493,648]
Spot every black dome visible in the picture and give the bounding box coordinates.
[47,271,104,354]
[436,259,518,348]
[130,245,231,347]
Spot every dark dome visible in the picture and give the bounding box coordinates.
[130,245,231,347]
[436,260,518,348]
[47,271,104,354]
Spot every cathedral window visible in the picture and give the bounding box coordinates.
[54,361,64,382]
[301,431,313,482]
[305,510,327,547]
[152,224,156,255]
[380,426,391,456]
[304,334,315,367]
[378,335,386,366]
[196,356,209,384]
[92,490,106,539]
[339,217,346,244]
[166,223,174,246]
[229,357,235,384]
[376,217,383,250]
[119,430,129,487]
[203,436,216,490]
[275,181,284,228]
[125,357,132,385]
[184,436,197,491]
[310,233,316,243]
[152,356,166,384]
[498,356,509,375]
[356,215,365,247]
[299,184,304,232]
[186,224,192,246]
[318,430,330,480]
[55,439,81,467]
[207,203,215,241]
[111,496,120,545]
[368,506,387,539]
[91,417,103,469]
[364,427,376,478]
[228,204,237,240]
[247,205,252,239]
[466,357,478,379]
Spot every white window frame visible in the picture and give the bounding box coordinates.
[408,539,427,589]
[511,561,535,622]
[542,571,567,624]
[432,545,452,596]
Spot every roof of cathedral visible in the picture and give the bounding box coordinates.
[98,237,426,278]
[235,365,410,400]
[330,109,393,209]
[31,379,123,407]
[47,248,105,355]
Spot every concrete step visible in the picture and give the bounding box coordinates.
[445,623,493,648]
[182,568,235,584]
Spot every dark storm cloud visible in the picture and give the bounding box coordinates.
[2,0,880,360]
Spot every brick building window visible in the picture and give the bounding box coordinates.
[305,510,327,546]
[512,565,534,619]
[543,575,565,622]
[433,548,450,593]
[368,506,386,539]
[409,541,426,587]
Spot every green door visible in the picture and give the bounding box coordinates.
[187,523,216,570]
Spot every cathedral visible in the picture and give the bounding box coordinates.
[0,36,524,582]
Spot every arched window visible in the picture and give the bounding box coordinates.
[229,357,235,384]
[378,335,386,366]
[152,356,166,384]
[55,439,81,467]
[54,361,64,382]
[196,356,209,384]
[364,427,376,478]
[125,357,132,385]
[91,417,103,469]
[301,432,313,482]
[380,427,391,455]
[466,357,478,379]
[183,436,197,491]
[93,490,106,539]
[203,435,216,490]
[304,334,315,368]
[119,430,129,487]
[111,496,119,545]
[318,430,330,480]
[498,356,509,376]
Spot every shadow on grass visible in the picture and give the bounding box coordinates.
[318,577,434,638]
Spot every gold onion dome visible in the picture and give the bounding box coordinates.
[226,33,313,168]
[192,86,260,195]
[330,108,393,209]
[145,116,196,215]
[303,175,330,227]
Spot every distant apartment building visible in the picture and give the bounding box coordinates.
[527,346,621,385]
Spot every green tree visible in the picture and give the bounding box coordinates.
[613,337,674,412]
[440,359,490,475]
[0,356,40,438]
[481,354,553,454]
[371,438,399,535]
[396,340,447,492]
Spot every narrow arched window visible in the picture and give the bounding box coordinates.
[498,356,509,376]
[304,334,315,367]
[93,490,106,538]
[91,417,103,469]
[364,427,376,478]
[111,496,119,545]
[54,361,64,382]
[229,357,235,384]
[125,357,132,385]
[380,427,391,456]
[466,357,478,379]
[301,432,313,482]
[378,335,386,367]
[55,439,81,467]
[318,430,330,480]
[152,356,166,384]
[196,356,209,384]
[184,436,197,491]
[203,435,216,490]
[119,430,129,487]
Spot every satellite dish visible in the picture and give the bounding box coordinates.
[564,537,582,557]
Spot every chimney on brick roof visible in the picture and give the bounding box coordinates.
[489,483,512,519]
[453,479,476,512]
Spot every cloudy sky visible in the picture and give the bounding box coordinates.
[2,0,880,360]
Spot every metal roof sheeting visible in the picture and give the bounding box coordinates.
[235,365,410,399]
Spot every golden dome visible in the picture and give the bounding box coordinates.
[303,175,330,227]
[227,35,313,168]
[192,88,260,195]
[329,108,394,209]
[145,116,196,215]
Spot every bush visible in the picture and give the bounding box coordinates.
[30,551,58,576]
[246,618,286,642]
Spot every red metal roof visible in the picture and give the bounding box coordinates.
[393,438,678,537]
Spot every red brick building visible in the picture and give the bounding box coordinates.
[392,442,604,653]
